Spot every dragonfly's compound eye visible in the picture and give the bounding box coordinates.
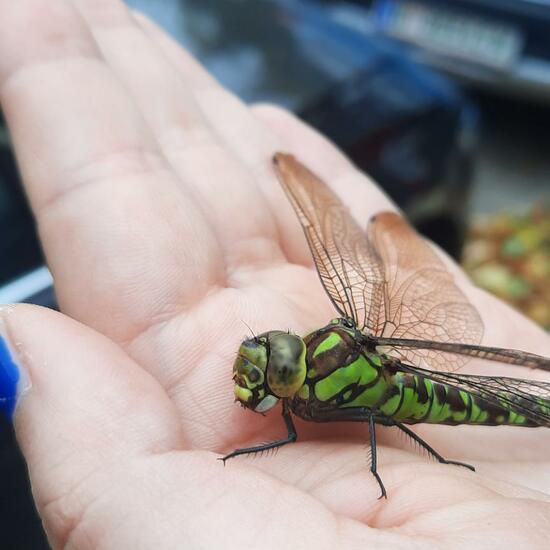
[266,333,307,398]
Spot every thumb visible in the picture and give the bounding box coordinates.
[0,304,182,547]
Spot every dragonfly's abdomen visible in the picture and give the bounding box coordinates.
[387,373,537,426]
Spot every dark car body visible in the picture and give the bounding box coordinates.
[339,0,550,102]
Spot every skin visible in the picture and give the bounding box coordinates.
[0,1,549,548]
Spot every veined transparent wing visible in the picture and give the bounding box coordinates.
[367,212,482,370]
[273,153,385,332]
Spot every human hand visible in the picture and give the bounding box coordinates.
[1,1,549,548]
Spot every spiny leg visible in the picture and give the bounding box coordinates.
[302,406,389,497]
[220,399,297,463]
[395,421,475,472]
[368,415,387,499]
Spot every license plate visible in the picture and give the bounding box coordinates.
[374,0,523,69]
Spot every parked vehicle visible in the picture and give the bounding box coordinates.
[335,0,550,103]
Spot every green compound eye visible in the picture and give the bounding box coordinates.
[266,332,307,398]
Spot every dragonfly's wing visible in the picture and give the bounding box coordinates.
[273,153,386,331]
[274,155,549,373]
[374,338,550,371]
[398,363,550,427]
[368,212,484,371]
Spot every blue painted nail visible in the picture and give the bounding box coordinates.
[0,334,21,418]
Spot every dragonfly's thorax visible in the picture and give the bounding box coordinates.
[232,330,307,414]
[304,319,365,379]
[289,319,391,418]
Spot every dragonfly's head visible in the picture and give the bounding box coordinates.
[233,331,307,413]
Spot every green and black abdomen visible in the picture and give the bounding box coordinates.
[383,373,540,427]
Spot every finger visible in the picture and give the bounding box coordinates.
[132,10,313,265]
[0,304,183,546]
[130,10,398,263]
[72,1,288,267]
[131,10,279,169]
[0,0,220,342]
[132,12,394,216]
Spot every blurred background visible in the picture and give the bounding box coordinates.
[1,1,549,547]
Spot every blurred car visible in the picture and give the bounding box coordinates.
[333,0,550,103]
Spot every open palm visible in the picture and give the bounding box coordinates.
[1,2,549,549]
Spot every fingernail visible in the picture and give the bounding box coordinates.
[0,309,31,419]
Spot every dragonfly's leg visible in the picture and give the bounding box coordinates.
[394,421,475,472]
[302,407,389,497]
[220,400,297,463]
[368,415,387,499]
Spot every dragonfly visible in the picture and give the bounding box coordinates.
[223,153,550,498]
